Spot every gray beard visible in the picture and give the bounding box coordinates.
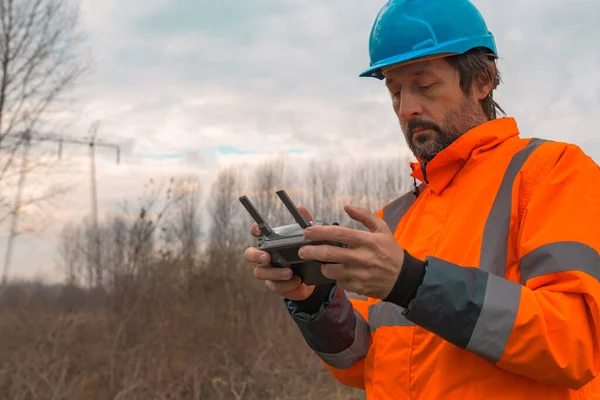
[409,132,456,162]
[405,100,486,162]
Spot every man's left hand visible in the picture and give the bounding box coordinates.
[298,205,405,299]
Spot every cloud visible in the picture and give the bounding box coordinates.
[75,0,600,157]
[476,0,600,146]
[61,0,398,156]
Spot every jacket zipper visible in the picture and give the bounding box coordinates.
[421,161,429,184]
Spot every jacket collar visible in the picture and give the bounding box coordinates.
[410,117,521,194]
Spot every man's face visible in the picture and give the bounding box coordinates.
[384,58,488,162]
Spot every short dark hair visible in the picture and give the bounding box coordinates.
[445,47,505,120]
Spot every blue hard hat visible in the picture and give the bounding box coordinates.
[360,0,497,79]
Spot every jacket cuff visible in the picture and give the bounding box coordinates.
[383,249,427,308]
[287,283,336,315]
[285,284,371,368]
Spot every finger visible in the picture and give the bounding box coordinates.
[265,276,302,295]
[250,222,262,237]
[297,206,314,223]
[344,205,388,233]
[303,224,372,247]
[299,244,363,265]
[244,247,270,264]
[280,282,314,301]
[254,265,293,281]
[321,263,355,281]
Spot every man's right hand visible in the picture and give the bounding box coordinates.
[243,206,316,301]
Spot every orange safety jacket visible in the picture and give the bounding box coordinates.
[285,117,600,399]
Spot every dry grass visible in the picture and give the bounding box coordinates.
[0,261,365,400]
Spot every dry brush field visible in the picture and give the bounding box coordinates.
[0,264,364,400]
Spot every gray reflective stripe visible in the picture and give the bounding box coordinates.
[457,241,600,363]
[403,257,485,348]
[404,257,521,362]
[520,241,600,284]
[345,290,368,301]
[381,185,423,233]
[368,301,414,332]
[480,138,549,277]
[315,310,371,369]
[466,273,522,362]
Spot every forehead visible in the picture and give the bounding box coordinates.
[384,59,450,86]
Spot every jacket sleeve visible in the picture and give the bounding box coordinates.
[285,284,370,389]
[398,143,600,389]
[284,206,399,389]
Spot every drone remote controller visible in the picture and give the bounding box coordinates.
[239,189,347,285]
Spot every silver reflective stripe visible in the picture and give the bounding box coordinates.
[479,138,549,277]
[381,185,423,233]
[368,301,415,332]
[345,290,368,301]
[520,241,600,284]
[466,274,522,362]
[315,310,371,369]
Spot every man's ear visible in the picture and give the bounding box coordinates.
[475,62,498,101]
[475,74,494,101]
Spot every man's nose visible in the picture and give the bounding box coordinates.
[399,92,423,120]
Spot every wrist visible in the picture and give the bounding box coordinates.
[383,249,427,308]
[288,283,335,313]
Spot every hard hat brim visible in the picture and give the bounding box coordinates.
[380,53,456,76]
[359,33,497,80]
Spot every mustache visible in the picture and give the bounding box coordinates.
[407,119,442,137]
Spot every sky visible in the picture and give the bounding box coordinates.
[0,0,598,282]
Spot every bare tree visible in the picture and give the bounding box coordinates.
[377,156,413,205]
[58,220,82,285]
[58,178,186,289]
[58,216,103,288]
[160,175,203,271]
[0,0,89,195]
[0,0,88,141]
[251,157,290,227]
[303,158,344,225]
[207,165,249,266]
[116,178,185,280]
[89,214,128,288]
[304,159,322,220]
[0,0,90,283]
[343,160,373,229]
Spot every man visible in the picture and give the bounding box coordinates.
[244,0,600,398]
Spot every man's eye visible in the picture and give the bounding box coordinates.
[418,83,434,91]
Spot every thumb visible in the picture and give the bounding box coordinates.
[344,205,387,233]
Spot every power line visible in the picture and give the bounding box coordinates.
[2,130,121,164]
[1,125,121,285]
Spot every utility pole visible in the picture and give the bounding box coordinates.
[0,125,120,285]
[2,130,32,285]
[88,121,102,288]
